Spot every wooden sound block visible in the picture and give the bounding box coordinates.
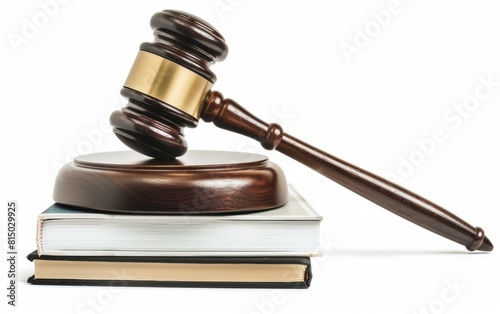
[53,150,288,214]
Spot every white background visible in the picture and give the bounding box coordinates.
[1,0,499,313]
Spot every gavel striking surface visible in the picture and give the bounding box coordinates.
[53,150,288,214]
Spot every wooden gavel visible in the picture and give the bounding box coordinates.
[110,10,493,251]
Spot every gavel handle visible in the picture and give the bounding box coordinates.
[202,91,493,251]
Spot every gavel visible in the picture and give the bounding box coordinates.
[110,10,493,252]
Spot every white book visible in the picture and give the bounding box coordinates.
[36,187,322,257]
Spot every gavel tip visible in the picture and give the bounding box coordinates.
[466,227,493,252]
[477,236,494,252]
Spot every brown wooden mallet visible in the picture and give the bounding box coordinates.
[110,10,493,252]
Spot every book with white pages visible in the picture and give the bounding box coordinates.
[36,186,322,257]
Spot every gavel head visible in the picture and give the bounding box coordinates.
[110,10,228,159]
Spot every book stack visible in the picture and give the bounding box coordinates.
[28,151,322,288]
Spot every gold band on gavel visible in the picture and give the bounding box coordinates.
[123,51,213,119]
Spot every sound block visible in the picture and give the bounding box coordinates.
[53,150,288,214]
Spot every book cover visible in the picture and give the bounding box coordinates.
[27,252,312,289]
[37,186,322,257]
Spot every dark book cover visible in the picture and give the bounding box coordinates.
[27,251,312,289]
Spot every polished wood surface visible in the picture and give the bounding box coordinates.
[53,151,288,214]
[109,10,493,251]
[110,10,228,159]
[203,92,493,251]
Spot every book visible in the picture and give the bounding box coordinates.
[27,252,312,288]
[36,186,322,257]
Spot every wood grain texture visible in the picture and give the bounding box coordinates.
[202,92,493,252]
[53,151,288,214]
[110,10,229,159]
[108,10,493,251]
